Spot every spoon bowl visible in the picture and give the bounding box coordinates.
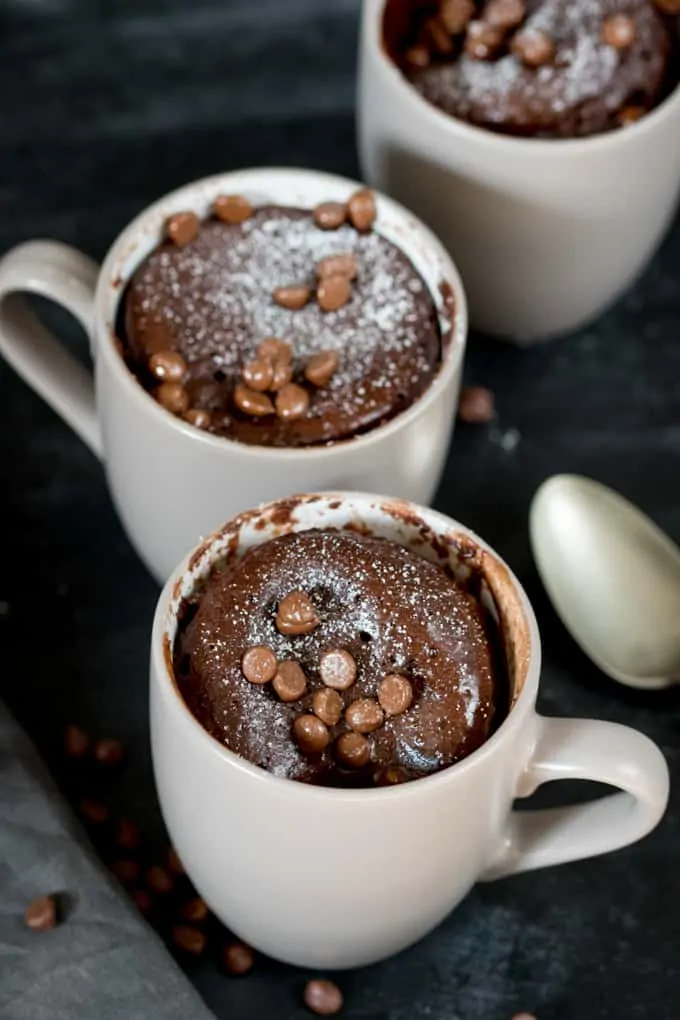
[530,475,680,690]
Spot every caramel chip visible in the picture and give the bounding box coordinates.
[273,660,308,702]
[242,645,277,685]
[181,897,209,923]
[166,211,200,247]
[305,350,339,388]
[242,358,274,392]
[406,44,431,67]
[312,688,343,727]
[64,723,89,759]
[601,14,636,49]
[348,188,377,232]
[149,350,187,382]
[618,105,646,127]
[273,285,310,310]
[458,385,495,424]
[317,275,351,313]
[79,798,109,824]
[335,731,371,769]
[319,649,357,691]
[214,194,253,224]
[184,407,212,430]
[146,865,174,895]
[234,384,275,417]
[275,383,310,421]
[156,382,190,415]
[93,737,124,767]
[512,28,556,67]
[304,979,344,1016]
[484,0,525,29]
[313,202,348,230]
[345,698,384,734]
[425,15,454,54]
[316,253,357,280]
[440,0,475,34]
[257,337,292,363]
[25,895,57,932]
[378,674,414,717]
[293,714,330,755]
[276,590,319,635]
[465,20,505,59]
[172,925,207,956]
[222,942,255,975]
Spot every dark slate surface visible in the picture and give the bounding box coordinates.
[0,1,679,1018]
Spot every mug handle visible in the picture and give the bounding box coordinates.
[0,240,102,457]
[482,716,669,879]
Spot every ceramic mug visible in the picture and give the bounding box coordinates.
[150,492,669,970]
[0,168,466,583]
[358,0,680,342]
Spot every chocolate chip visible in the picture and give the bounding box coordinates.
[64,723,89,759]
[425,15,455,53]
[146,865,174,895]
[25,895,57,932]
[257,337,293,363]
[181,897,209,923]
[214,194,253,224]
[319,649,357,691]
[484,0,525,29]
[149,350,187,383]
[112,858,141,886]
[406,44,431,67]
[305,350,339,388]
[512,28,556,67]
[317,275,351,313]
[93,737,124,768]
[271,360,294,391]
[242,645,277,685]
[601,14,636,49]
[243,358,274,392]
[345,698,384,734]
[131,889,153,915]
[303,979,344,1016]
[274,285,311,310]
[222,942,255,975]
[313,202,348,230]
[335,731,371,769]
[312,688,343,726]
[275,382,310,421]
[348,188,377,233]
[166,211,201,247]
[156,381,190,415]
[273,660,308,702]
[184,407,212,430]
[458,385,495,423]
[293,714,331,754]
[115,818,140,850]
[276,591,320,635]
[378,674,414,717]
[234,384,275,417]
[618,105,646,127]
[440,0,475,34]
[79,798,109,824]
[167,847,185,876]
[173,924,207,956]
[316,253,357,280]
[465,20,504,58]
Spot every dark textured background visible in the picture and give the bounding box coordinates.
[0,1,679,1018]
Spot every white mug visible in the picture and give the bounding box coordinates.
[358,0,680,342]
[0,168,467,583]
[150,492,669,970]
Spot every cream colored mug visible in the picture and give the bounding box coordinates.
[150,492,669,970]
[0,169,466,582]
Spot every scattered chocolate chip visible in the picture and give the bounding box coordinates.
[273,660,308,702]
[79,798,109,825]
[440,0,475,34]
[242,358,274,392]
[319,649,357,691]
[93,737,124,768]
[457,385,495,423]
[601,13,636,49]
[345,698,384,734]
[305,350,339,388]
[173,924,207,956]
[257,337,293,363]
[317,275,351,313]
[406,44,431,67]
[146,865,174,895]
[149,349,187,383]
[348,188,377,233]
[465,20,504,59]
[112,858,141,886]
[484,0,525,29]
[335,731,371,769]
[312,688,343,727]
[234,384,275,417]
[316,253,357,281]
[181,897,209,923]
[618,105,646,127]
[167,847,185,876]
[115,818,140,851]
[277,590,320,635]
[304,980,344,1015]
[313,202,348,230]
[184,407,212,430]
[512,28,556,67]
[271,359,294,391]
[222,942,255,975]
[131,889,153,915]
[274,285,311,310]
[378,674,414,717]
[242,645,278,685]
[275,382,310,421]
[25,895,57,932]
[156,381,190,415]
[64,723,90,759]
[214,194,253,224]
[166,211,200,248]
[293,714,331,754]
[425,15,455,53]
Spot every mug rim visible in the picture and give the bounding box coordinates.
[94,167,467,461]
[151,491,542,804]
[368,0,680,156]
